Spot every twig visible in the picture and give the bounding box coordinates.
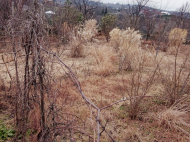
[1,55,12,81]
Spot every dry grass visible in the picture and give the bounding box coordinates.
[168,28,188,53]
[157,95,190,137]
[110,27,156,71]
[110,27,141,52]
[70,38,84,57]
[1,27,190,141]
[109,28,121,51]
[28,104,42,141]
[158,108,189,129]
[69,19,98,57]
[90,45,117,76]
[81,19,98,42]
[157,108,190,140]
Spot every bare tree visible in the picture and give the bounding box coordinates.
[71,0,99,20]
[0,0,11,38]
[141,8,157,41]
[4,0,51,140]
[51,0,84,48]
[122,0,150,30]
[175,2,190,29]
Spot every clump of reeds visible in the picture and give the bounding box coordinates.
[110,27,141,51]
[110,27,155,71]
[81,19,98,42]
[109,28,121,51]
[91,45,117,76]
[157,95,190,136]
[168,28,188,52]
[70,19,98,57]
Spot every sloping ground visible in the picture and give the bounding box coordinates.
[0,40,190,141]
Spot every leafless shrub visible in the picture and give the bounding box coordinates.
[3,1,94,141]
[118,56,160,119]
[175,2,190,29]
[121,0,150,30]
[160,44,190,105]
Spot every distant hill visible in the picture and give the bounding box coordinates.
[41,0,178,16]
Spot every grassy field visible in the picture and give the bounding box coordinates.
[0,33,190,141]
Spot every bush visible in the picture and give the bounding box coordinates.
[109,27,159,119]
[168,28,188,52]
[69,19,98,57]
[0,123,15,141]
[158,28,190,106]
[91,45,116,75]
[160,36,190,105]
[51,0,84,47]
[81,19,98,42]
[100,14,117,42]
[109,28,121,51]
[110,27,144,71]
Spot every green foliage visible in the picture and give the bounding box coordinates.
[51,0,84,29]
[101,7,108,16]
[0,123,15,141]
[62,0,84,25]
[65,0,72,6]
[104,8,108,15]
[100,14,117,41]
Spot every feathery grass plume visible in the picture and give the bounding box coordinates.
[110,27,141,51]
[69,19,98,57]
[109,28,121,51]
[110,27,156,71]
[119,27,141,51]
[117,28,142,71]
[82,19,98,42]
[68,23,84,57]
[168,28,188,52]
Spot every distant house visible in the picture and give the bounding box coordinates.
[109,12,120,15]
[45,11,55,15]
[140,9,171,17]
[140,9,161,17]
[161,11,171,15]
[45,11,55,18]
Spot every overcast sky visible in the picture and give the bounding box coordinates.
[101,0,189,11]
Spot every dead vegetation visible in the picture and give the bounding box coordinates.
[0,1,190,142]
